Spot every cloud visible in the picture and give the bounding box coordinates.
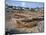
[12,0,43,2]
[11,0,19,1]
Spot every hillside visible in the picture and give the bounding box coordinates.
[5,7,44,34]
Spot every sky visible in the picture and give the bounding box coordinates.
[5,0,44,8]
